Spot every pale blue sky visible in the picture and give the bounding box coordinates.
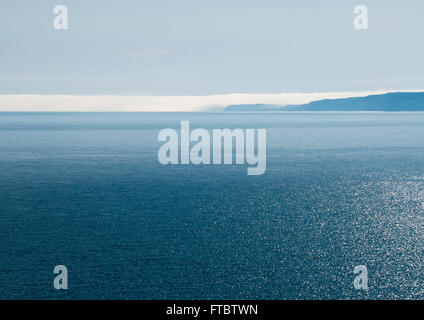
[1,0,424,95]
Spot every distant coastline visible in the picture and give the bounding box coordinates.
[225,92,424,112]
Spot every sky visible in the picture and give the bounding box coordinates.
[0,0,424,110]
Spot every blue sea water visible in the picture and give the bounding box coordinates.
[1,112,424,299]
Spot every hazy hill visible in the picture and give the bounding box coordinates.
[225,92,424,111]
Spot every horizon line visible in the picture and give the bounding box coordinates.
[0,89,423,112]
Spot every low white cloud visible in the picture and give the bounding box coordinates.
[0,90,421,112]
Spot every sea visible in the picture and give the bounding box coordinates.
[1,112,424,299]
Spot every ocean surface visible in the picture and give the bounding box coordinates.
[1,112,424,299]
